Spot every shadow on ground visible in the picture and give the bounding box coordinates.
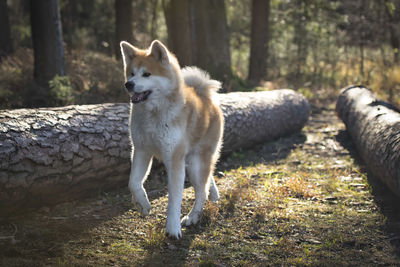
[219,132,307,172]
[336,129,400,256]
[0,131,306,266]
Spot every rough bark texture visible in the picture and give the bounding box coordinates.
[336,85,400,196]
[0,104,131,214]
[0,90,309,213]
[221,90,309,154]
[30,0,65,85]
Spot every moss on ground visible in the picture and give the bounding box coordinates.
[1,108,400,266]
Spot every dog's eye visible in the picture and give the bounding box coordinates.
[131,72,135,76]
[142,72,151,77]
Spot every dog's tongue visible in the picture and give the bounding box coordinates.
[131,92,147,103]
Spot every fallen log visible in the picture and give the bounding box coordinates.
[336,85,400,196]
[0,89,310,213]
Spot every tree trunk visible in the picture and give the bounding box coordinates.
[30,0,65,86]
[0,0,12,59]
[291,0,308,87]
[248,0,270,85]
[115,0,134,59]
[0,90,310,214]
[60,1,79,48]
[190,0,232,85]
[336,85,400,196]
[389,28,400,64]
[163,0,193,66]
[385,0,400,64]
[149,0,159,39]
[163,0,231,86]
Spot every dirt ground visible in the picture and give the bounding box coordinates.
[1,104,400,266]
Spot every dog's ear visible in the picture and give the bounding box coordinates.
[148,40,169,64]
[120,41,138,67]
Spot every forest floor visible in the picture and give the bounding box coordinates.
[1,103,400,266]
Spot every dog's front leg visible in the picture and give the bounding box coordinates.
[129,149,153,216]
[164,147,186,239]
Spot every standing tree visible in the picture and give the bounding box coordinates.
[337,0,386,81]
[0,0,12,59]
[163,0,193,66]
[248,0,270,85]
[191,0,232,85]
[385,0,400,63]
[115,0,134,59]
[30,0,65,86]
[163,0,232,85]
[292,0,309,85]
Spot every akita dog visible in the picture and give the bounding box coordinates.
[120,40,224,239]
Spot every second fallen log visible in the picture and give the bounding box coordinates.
[336,85,400,196]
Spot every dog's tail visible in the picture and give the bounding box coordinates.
[181,66,221,97]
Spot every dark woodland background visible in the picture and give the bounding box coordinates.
[0,0,399,109]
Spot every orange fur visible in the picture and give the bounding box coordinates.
[120,40,223,239]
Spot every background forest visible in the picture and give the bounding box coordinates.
[0,0,399,109]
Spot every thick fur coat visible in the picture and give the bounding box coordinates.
[120,40,224,239]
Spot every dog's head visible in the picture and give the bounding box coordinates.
[120,40,181,105]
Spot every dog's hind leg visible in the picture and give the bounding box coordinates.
[129,149,153,216]
[182,153,213,226]
[209,176,219,203]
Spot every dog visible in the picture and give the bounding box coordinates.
[120,40,224,239]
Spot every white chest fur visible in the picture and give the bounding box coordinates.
[129,104,184,159]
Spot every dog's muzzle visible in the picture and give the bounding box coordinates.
[125,81,152,103]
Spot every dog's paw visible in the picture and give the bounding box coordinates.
[131,193,151,216]
[166,220,182,239]
[166,229,182,240]
[209,183,220,203]
[181,212,200,226]
[209,190,219,203]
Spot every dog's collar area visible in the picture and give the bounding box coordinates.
[131,91,152,103]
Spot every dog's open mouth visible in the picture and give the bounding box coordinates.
[131,91,152,103]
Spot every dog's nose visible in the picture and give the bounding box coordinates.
[125,81,135,92]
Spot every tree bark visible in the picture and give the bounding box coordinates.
[30,0,65,85]
[336,85,400,196]
[0,0,12,59]
[248,0,270,85]
[0,90,310,213]
[221,90,309,154]
[163,0,193,66]
[115,0,134,59]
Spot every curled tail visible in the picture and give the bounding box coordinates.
[181,66,221,97]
